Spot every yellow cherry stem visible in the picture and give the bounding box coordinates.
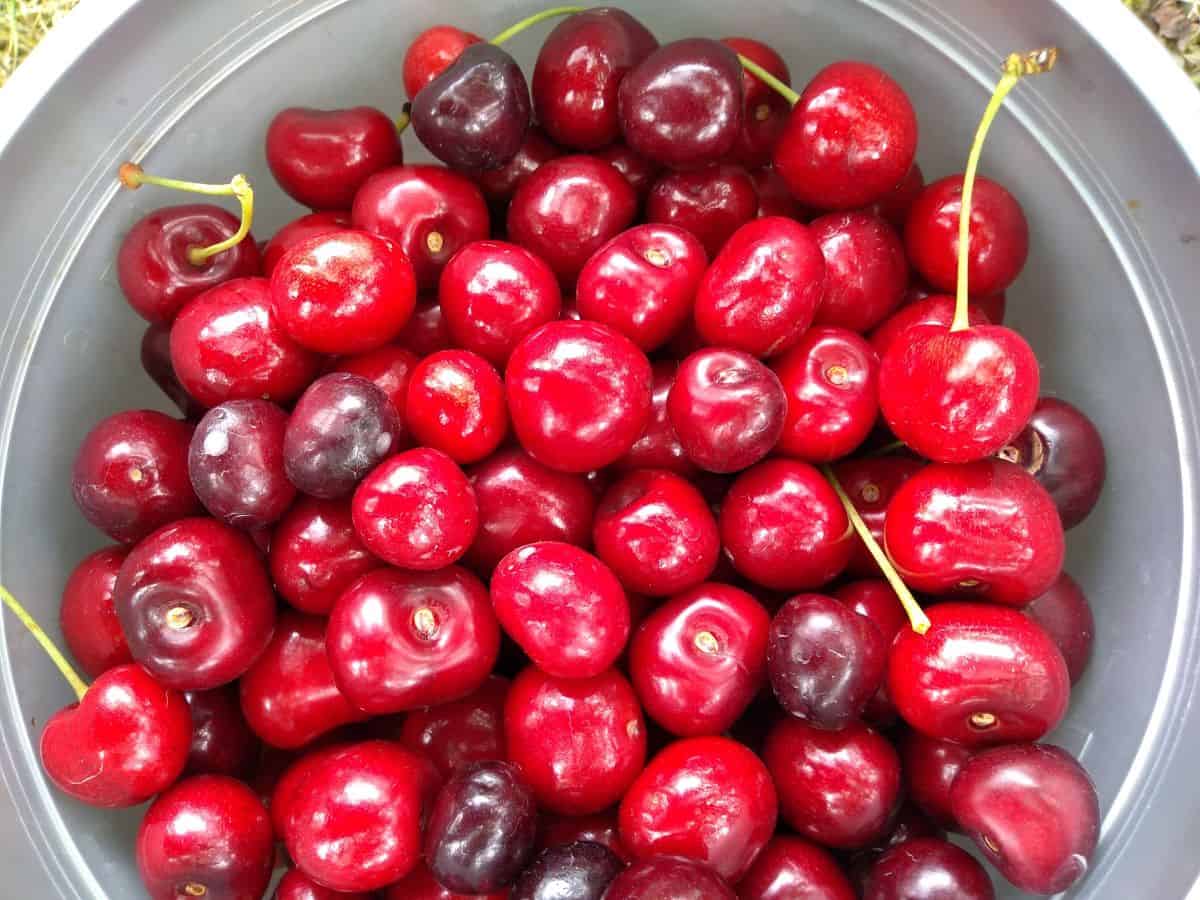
[736,54,799,106]
[0,584,88,702]
[490,6,587,45]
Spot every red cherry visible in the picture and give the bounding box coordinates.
[280,740,428,892]
[720,459,852,591]
[352,165,490,290]
[403,25,483,99]
[269,496,379,615]
[832,580,908,646]
[137,775,274,900]
[505,666,645,816]
[619,736,777,881]
[439,239,563,366]
[863,837,995,900]
[575,223,707,352]
[809,211,908,332]
[385,860,508,899]
[239,611,367,749]
[400,674,509,777]
[71,410,200,544]
[898,730,974,831]
[616,361,697,476]
[645,166,758,259]
[774,61,917,210]
[506,320,652,472]
[737,835,856,900]
[115,517,276,690]
[351,448,478,570]
[595,142,662,199]
[262,211,351,278]
[720,38,792,169]
[831,456,924,577]
[764,717,901,849]
[906,175,1029,296]
[951,743,1098,895]
[888,602,1070,746]
[750,166,806,219]
[277,868,372,900]
[397,297,456,356]
[470,127,563,205]
[328,566,499,715]
[329,342,419,423]
[772,326,880,462]
[507,155,637,284]
[182,685,258,778]
[406,350,508,464]
[118,204,262,324]
[40,663,191,807]
[884,459,1064,605]
[265,107,400,210]
[169,276,321,407]
[140,322,207,421]
[605,856,734,900]
[866,161,925,228]
[1024,571,1095,683]
[540,811,628,860]
[868,294,990,359]
[533,8,658,149]
[59,546,133,678]
[693,217,825,357]
[492,542,630,679]
[629,581,767,736]
[879,324,1040,463]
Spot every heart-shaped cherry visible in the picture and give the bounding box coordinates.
[738,835,856,900]
[59,546,133,677]
[140,323,207,420]
[262,211,351,278]
[604,856,734,900]
[809,211,908,332]
[399,674,509,777]
[720,37,792,169]
[898,730,974,831]
[269,496,380,615]
[406,350,509,464]
[403,24,483,99]
[511,840,624,900]
[831,456,924,576]
[616,361,697,476]
[183,685,258,778]
[863,837,995,900]
[1024,571,1095,683]
[645,165,758,258]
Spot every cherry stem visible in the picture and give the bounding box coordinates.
[950,48,1058,332]
[396,102,412,135]
[490,6,587,45]
[736,54,799,106]
[0,584,88,702]
[868,439,907,457]
[118,162,255,266]
[821,465,930,635]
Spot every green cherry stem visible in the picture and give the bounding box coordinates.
[396,102,412,134]
[950,47,1058,332]
[822,464,930,635]
[736,53,799,105]
[118,162,255,266]
[0,584,88,701]
[490,6,587,45]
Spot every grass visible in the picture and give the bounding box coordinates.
[0,0,78,86]
[1125,0,1200,84]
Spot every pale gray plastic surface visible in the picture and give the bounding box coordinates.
[0,0,1197,897]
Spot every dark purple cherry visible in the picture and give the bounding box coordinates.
[183,686,259,777]
[511,841,623,900]
[864,838,995,900]
[1023,571,1095,683]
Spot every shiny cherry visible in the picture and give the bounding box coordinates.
[137,775,273,900]
[60,546,133,678]
[888,602,1070,745]
[505,320,652,472]
[115,517,275,690]
[277,868,373,900]
[400,674,508,777]
[183,685,258,777]
[406,350,508,464]
[951,743,1099,895]
[403,25,483,99]
[118,204,262,324]
[269,496,379,615]
[439,239,562,365]
[328,566,499,714]
[620,736,776,881]
[576,223,707,351]
[833,579,907,724]
[40,663,191,807]
[140,322,207,420]
[351,447,478,569]
[512,840,623,900]
[329,342,419,423]
[596,142,661,199]
[693,216,825,357]
[721,38,792,169]
[605,856,735,900]
[1024,571,1095,683]
[645,166,758,258]
[750,165,806,219]
[720,459,852,591]
[266,106,400,210]
[898,730,973,831]
[385,860,507,899]
[540,812,628,860]
[471,127,562,205]
[764,717,901,849]
[262,211,350,277]
[616,361,697,476]
[832,455,926,578]
[866,161,925,228]
[774,61,917,210]
[507,155,637,284]
[884,459,1065,605]
[906,175,1028,296]
[868,294,990,358]
[618,38,744,169]
[492,541,630,678]
[809,211,908,332]
[737,835,856,900]
[505,665,645,816]
[864,838,995,900]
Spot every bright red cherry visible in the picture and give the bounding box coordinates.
[505,666,645,816]
[352,448,478,569]
[386,860,508,900]
[866,161,925,228]
[906,175,1029,296]
[403,25,483,99]
[620,736,777,882]
[137,775,274,900]
[720,38,792,169]
[951,743,1099,895]
[406,350,508,464]
[182,686,258,777]
[277,868,373,900]
[575,223,707,351]
[720,459,852,591]
[645,166,758,259]
[605,856,735,900]
[140,322,207,421]
[693,216,825,357]
[898,730,974,831]
[115,517,276,690]
[629,583,768,736]
[328,566,499,715]
[60,546,133,677]
[884,460,1065,605]
[505,320,652,472]
[329,342,419,424]
[737,835,856,900]
[772,326,879,462]
[439,239,562,365]
[470,127,562,205]
[269,496,379,615]
[774,61,917,210]
[616,361,697,476]
[262,211,350,278]
[118,204,262,324]
[764,717,901,850]
[595,142,661,199]
[400,674,509,777]
[352,165,490,290]
[41,663,191,807]
[507,155,637,284]
[265,106,400,210]
[888,602,1070,746]
[863,837,995,900]
[533,8,658,149]
[1024,571,1095,683]
[867,294,990,358]
[809,211,908,332]
[492,542,630,679]
[831,457,924,577]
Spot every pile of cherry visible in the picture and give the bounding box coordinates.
[29,6,1111,900]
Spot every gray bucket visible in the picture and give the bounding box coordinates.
[0,0,1197,897]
